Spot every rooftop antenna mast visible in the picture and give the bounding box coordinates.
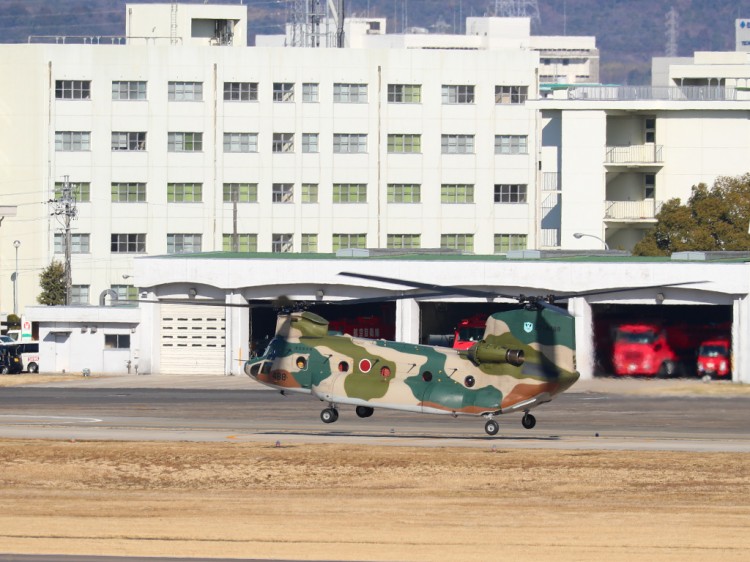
[494,0,541,30]
[665,6,679,57]
[290,0,345,47]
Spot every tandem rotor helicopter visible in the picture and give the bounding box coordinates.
[236,272,695,436]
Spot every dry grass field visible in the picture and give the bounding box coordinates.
[1,439,749,561]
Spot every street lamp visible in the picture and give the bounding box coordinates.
[573,232,609,250]
[12,240,20,315]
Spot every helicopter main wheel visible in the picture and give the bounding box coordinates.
[522,412,536,429]
[355,405,374,418]
[320,408,339,424]
[484,419,499,436]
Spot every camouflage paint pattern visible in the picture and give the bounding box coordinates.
[245,308,579,417]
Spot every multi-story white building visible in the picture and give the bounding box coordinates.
[0,1,749,318]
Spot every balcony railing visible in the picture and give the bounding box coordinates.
[605,144,663,164]
[605,200,662,220]
[542,172,560,191]
[565,85,737,102]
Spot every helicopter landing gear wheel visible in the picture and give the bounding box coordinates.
[355,405,374,418]
[320,408,339,424]
[522,412,536,429]
[484,419,499,436]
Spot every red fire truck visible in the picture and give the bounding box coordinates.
[696,338,731,379]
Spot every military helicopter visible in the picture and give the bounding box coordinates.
[244,272,582,436]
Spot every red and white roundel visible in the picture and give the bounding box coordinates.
[359,358,372,373]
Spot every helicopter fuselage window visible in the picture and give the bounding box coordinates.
[338,361,349,372]
[422,371,433,382]
[464,375,475,388]
[296,356,307,369]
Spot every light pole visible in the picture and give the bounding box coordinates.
[12,240,20,315]
[573,232,609,250]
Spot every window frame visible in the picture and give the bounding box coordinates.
[272,132,295,153]
[387,84,421,103]
[167,183,203,203]
[167,233,203,254]
[111,233,146,254]
[494,233,528,253]
[223,132,258,153]
[441,84,475,104]
[222,233,258,252]
[441,134,475,154]
[55,131,90,152]
[273,82,295,102]
[272,233,294,253]
[111,81,146,101]
[493,184,528,204]
[494,134,528,155]
[332,183,367,203]
[168,132,203,152]
[333,83,368,103]
[223,183,258,203]
[272,183,294,203]
[441,184,475,204]
[495,85,529,104]
[55,80,91,100]
[441,233,474,252]
[387,184,421,204]
[111,182,146,203]
[387,134,421,154]
[168,81,203,102]
[223,82,258,102]
[111,131,147,151]
[333,133,367,153]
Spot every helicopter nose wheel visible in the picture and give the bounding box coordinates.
[484,419,499,436]
[522,412,536,429]
[320,407,339,424]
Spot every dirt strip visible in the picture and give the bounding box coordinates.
[1,439,749,561]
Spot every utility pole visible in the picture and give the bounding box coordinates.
[50,175,78,305]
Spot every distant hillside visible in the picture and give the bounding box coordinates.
[2,0,750,84]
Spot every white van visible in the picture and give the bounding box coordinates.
[12,342,39,373]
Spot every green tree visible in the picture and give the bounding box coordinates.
[37,260,66,305]
[633,174,750,256]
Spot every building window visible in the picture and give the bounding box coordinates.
[495,135,528,155]
[441,134,474,154]
[105,334,130,349]
[272,183,294,203]
[441,234,474,252]
[494,233,528,253]
[272,133,294,153]
[387,234,421,249]
[387,134,421,153]
[441,184,474,204]
[302,82,319,102]
[111,234,146,253]
[223,183,257,203]
[301,233,318,252]
[168,132,203,152]
[223,132,257,153]
[111,284,138,302]
[167,234,202,254]
[168,81,203,101]
[333,183,367,203]
[222,233,257,252]
[333,83,368,103]
[54,182,90,202]
[495,85,528,104]
[111,182,146,202]
[223,82,258,101]
[111,132,146,151]
[55,131,90,152]
[387,84,421,103]
[494,184,528,203]
[54,233,90,254]
[302,133,319,153]
[168,183,203,203]
[387,184,421,203]
[273,82,294,102]
[645,117,656,143]
[112,81,146,100]
[55,80,91,100]
[272,234,293,253]
[333,233,366,251]
[333,133,367,153]
[301,183,318,203]
[70,285,90,305]
[442,84,474,104]
[645,173,655,199]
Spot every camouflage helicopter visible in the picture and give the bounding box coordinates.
[244,272,582,436]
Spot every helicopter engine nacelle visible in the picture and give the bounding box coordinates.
[467,341,525,367]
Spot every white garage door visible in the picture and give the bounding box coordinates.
[160,303,226,374]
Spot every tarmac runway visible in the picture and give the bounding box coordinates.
[0,375,748,452]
